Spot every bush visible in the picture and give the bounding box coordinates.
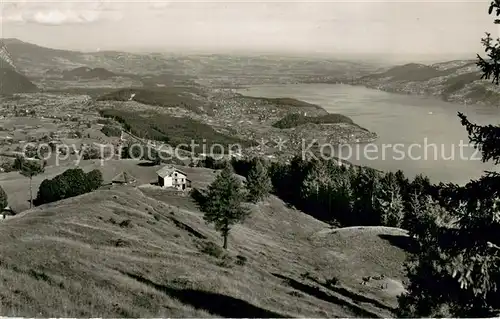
[119,219,132,228]
[35,168,103,205]
[235,255,247,266]
[82,145,112,160]
[199,240,225,258]
[197,156,228,169]
[325,276,339,287]
[86,169,103,191]
[101,125,122,137]
[0,161,15,173]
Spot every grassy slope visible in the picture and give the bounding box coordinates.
[0,163,410,317]
[0,68,39,94]
[359,63,463,82]
[0,160,216,212]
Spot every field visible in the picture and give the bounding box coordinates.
[97,87,207,114]
[0,159,216,212]
[0,163,410,317]
[98,109,255,149]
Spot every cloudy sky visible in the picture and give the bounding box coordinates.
[0,0,498,59]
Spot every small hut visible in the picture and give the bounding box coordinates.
[2,206,16,220]
[111,171,137,185]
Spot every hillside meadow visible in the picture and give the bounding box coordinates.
[0,163,409,317]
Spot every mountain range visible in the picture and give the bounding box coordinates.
[353,60,498,105]
[0,38,497,107]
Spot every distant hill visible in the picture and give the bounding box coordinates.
[0,38,86,74]
[0,38,171,76]
[233,95,329,116]
[0,68,38,94]
[360,63,463,82]
[353,60,499,105]
[96,87,205,114]
[0,38,381,85]
[62,67,117,80]
[1,38,82,58]
[272,113,355,129]
[0,41,17,71]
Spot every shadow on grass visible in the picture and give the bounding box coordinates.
[377,234,416,254]
[138,161,157,167]
[271,273,382,318]
[123,272,288,318]
[167,215,207,239]
[190,188,207,208]
[308,277,396,312]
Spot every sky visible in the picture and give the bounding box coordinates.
[0,0,498,61]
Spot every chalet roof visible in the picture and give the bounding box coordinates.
[156,165,187,178]
[2,206,15,215]
[111,171,137,184]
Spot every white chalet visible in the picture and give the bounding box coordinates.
[156,166,191,190]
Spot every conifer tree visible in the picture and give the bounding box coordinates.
[352,167,381,225]
[329,168,354,225]
[14,156,44,209]
[374,172,405,227]
[246,158,272,203]
[0,185,8,217]
[398,2,500,316]
[202,166,249,249]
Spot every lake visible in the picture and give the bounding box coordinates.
[237,84,500,185]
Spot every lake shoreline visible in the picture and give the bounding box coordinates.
[236,83,500,185]
[232,90,379,145]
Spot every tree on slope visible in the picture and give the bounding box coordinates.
[246,158,272,203]
[202,165,249,249]
[351,167,381,225]
[374,172,405,227]
[0,186,8,218]
[85,169,103,192]
[398,2,500,316]
[14,156,44,209]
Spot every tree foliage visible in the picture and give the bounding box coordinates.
[232,156,413,228]
[200,166,249,249]
[35,168,103,206]
[374,172,405,227]
[15,157,44,179]
[14,156,44,208]
[397,2,500,316]
[246,158,272,203]
[0,185,7,212]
